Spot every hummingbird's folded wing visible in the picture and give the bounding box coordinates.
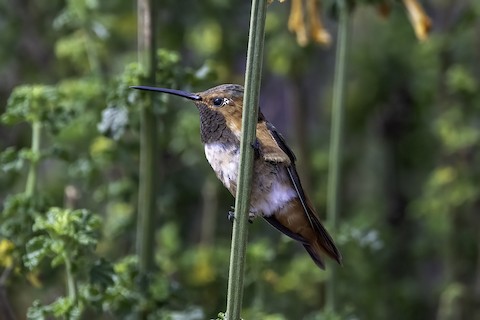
[256,121,292,165]
[262,121,316,228]
[261,121,342,266]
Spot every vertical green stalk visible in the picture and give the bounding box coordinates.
[326,0,349,312]
[25,121,42,197]
[63,252,77,304]
[136,0,157,295]
[225,0,267,319]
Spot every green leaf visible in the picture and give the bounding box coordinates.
[26,300,47,320]
[24,207,102,271]
[89,258,115,288]
[24,235,52,270]
[0,193,50,258]
[0,147,26,173]
[2,85,59,125]
[27,297,81,320]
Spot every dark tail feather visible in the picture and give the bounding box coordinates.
[304,231,342,270]
[303,244,326,269]
[310,214,343,266]
[265,213,342,269]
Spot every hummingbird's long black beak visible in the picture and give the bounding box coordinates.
[130,86,201,101]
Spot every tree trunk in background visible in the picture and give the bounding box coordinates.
[136,0,157,310]
[380,87,418,314]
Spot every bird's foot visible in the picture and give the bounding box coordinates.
[228,206,254,224]
[228,206,235,223]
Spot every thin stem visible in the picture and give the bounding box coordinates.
[63,252,77,304]
[136,0,157,299]
[225,0,267,319]
[326,0,349,312]
[25,121,41,197]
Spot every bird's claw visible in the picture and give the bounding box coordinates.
[228,207,235,223]
[228,206,254,224]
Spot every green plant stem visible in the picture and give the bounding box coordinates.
[25,121,42,197]
[326,0,349,312]
[136,0,157,295]
[63,252,77,304]
[225,0,267,318]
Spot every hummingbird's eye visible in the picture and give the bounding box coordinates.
[212,97,224,107]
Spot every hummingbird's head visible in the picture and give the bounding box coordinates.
[193,84,245,138]
[194,83,244,110]
[130,84,249,143]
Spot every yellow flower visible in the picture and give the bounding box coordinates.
[403,0,432,41]
[0,239,14,268]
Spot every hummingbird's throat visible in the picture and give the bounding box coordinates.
[197,103,238,145]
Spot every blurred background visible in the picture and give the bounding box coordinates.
[0,0,479,319]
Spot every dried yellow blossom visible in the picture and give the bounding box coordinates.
[287,0,330,46]
[403,0,432,41]
[277,0,431,45]
[288,0,308,46]
[308,0,331,45]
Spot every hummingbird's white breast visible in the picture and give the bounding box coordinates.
[204,142,297,217]
[204,142,239,191]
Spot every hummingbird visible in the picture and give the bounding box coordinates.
[131,84,342,269]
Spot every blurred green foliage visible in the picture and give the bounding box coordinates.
[0,0,479,319]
